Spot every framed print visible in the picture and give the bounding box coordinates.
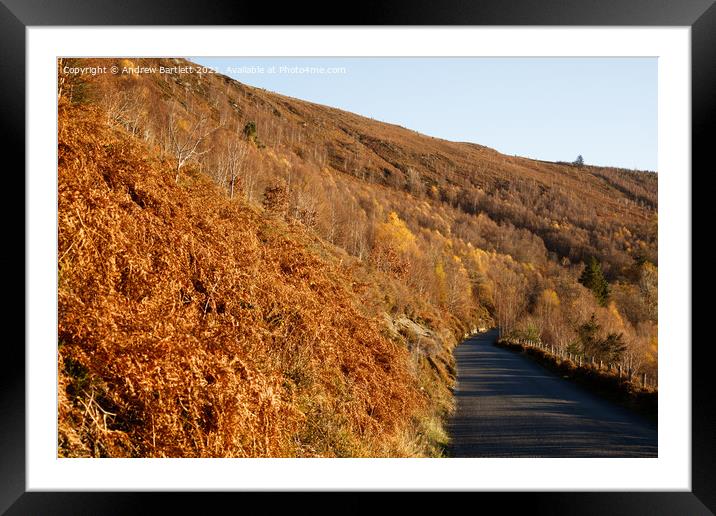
[5,0,712,513]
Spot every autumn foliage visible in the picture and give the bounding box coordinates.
[57,57,658,456]
[58,103,424,457]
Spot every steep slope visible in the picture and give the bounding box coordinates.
[58,102,436,457]
[69,57,656,274]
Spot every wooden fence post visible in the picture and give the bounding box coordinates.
[642,373,647,388]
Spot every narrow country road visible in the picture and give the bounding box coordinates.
[447,329,657,457]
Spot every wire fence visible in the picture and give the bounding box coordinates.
[512,337,657,390]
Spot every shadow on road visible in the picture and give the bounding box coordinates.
[448,330,657,458]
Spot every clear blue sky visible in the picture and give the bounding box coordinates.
[191,57,657,171]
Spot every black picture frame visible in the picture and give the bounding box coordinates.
[4,0,710,513]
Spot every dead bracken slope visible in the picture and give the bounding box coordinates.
[58,103,423,457]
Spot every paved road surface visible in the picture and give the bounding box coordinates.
[448,329,657,457]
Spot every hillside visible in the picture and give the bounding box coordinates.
[58,102,460,457]
[57,57,658,457]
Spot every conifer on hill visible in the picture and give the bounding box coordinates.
[579,256,610,306]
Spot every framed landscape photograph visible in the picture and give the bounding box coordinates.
[6,0,712,513]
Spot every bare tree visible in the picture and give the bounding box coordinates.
[491,263,528,337]
[240,157,260,203]
[103,89,144,136]
[217,137,249,199]
[324,186,340,244]
[166,106,217,183]
[291,186,320,229]
[406,167,423,195]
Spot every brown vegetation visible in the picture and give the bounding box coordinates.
[57,57,658,457]
[58,103,438,457]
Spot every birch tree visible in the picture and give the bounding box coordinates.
[167,107,216,183]
[218,137,248,199]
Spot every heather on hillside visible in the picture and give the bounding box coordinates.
[57,57,658,457]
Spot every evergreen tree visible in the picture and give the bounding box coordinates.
[598,332,627,363]
[579,256,610,306]
[573,155,585,167]
[243,121,258,143]
[576,314,627,363]
[576,314,599,353]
